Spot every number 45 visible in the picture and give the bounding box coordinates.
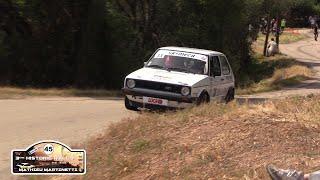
[44,144,54,155]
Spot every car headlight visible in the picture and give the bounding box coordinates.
[181,87,190,96]
[126,79,136,89]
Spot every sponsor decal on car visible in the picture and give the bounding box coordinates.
[155,50,208,61]
[143,97,168,106]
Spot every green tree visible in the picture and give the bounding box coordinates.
[2,0,317,89]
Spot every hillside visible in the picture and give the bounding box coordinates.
[81,96,320,179]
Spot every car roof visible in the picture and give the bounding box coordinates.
[159,46,224,56]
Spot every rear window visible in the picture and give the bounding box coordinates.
[219,56,231,75]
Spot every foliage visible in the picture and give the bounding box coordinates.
[287,0,319,27]
[0,0,318,88]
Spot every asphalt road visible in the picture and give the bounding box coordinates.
[0,97,135,179]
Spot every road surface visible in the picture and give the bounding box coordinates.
[0,97,135,179]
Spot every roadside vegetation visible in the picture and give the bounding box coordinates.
[0,30,313,98]
[237,54,314,95]
[237,29,314,95]
[256,30,309,45]
[81,95,320,179]
[0,87,121,99]
[1,0,320,89]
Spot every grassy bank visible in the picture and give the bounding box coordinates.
[238,29,313,95]
[237,55,314,95]
[256,30,309,45]
[80,96,320,179]
[0,87,121,99]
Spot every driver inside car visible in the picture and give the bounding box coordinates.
[164,56,174,68]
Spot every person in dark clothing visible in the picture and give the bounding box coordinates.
[314,24,318,41]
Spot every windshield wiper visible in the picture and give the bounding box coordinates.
[147,64,165,69]
[167,67,192,73]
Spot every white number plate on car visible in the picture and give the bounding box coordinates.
[143,97,168,106]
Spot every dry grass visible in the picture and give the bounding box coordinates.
[77,96,320,180]
[256,32,308,45]
[271,65,313,85]
[253,30,308,56]
[238,64,314,95]
[0,87,121,99]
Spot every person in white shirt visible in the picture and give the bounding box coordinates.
[267,38,278,56]
[310,16,316,29]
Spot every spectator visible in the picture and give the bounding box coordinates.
[248,24,253,32]
[310,16,316,29]
[274,19,278,32]
[271,19,276,34]
[260,18,268,34]
[281,19,286,32]
[248,24,257,42]
[314,24,318,41]
[271,19,276,29]
[267,38,278,56]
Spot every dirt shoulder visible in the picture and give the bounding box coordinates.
[239,29,320,99]
[0,87,122,99]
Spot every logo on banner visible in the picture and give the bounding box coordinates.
[12,140,86,175]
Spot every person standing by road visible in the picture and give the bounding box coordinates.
[310,16,316,29]
[281,19,286,32]
[271,18,276,34]
[260,18,268,34]
[314,24,318,41]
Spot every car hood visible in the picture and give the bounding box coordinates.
[126,67,207,86]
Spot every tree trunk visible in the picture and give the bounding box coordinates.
[263,15,271,56]
[275,16,280,45]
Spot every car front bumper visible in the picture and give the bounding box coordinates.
[122,88,196,109]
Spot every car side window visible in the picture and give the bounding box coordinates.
[210,56,221,77]
[220,56,231,75]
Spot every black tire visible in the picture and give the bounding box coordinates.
[125,97,139,111]
[196,92,210,105]
[225,88,235,103]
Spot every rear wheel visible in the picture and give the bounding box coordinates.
[225,88,235,103]
[125,96,139,111]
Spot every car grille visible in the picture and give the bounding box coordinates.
[135,80,182,94]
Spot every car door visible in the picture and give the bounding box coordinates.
[209,56,223,99]
[219,55,233,97]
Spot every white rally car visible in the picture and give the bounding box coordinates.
[122,47,235,111]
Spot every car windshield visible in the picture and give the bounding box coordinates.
[146,50,208,75]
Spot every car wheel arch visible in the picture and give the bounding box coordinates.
[225,87,235,103]
[198,90,210,103]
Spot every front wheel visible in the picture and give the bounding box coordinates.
[125,97,139,111]
[196,93,210,105]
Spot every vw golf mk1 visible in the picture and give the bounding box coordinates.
[122,47,235,111]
